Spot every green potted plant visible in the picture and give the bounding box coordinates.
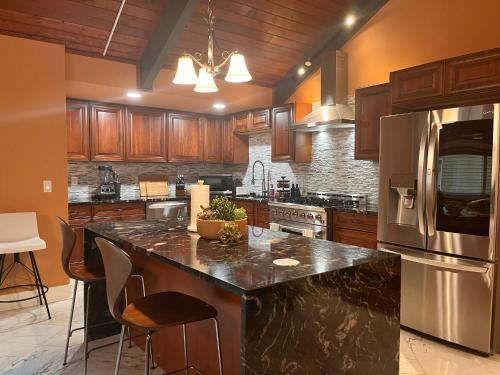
[196,197,247,240]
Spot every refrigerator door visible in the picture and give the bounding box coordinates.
[378,111,430,249]
[378,243,495,353]
[427,104,499,261]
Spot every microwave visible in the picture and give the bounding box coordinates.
[199,174,234,195]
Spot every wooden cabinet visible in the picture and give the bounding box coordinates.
[67,101,90,161]
[391,62,444,105]
[168,112,204,162]
[90,104,125,161]
[249,109,271,132]
[203,117,222,163]
[355,84,391,160]
[68,204,92,263]
[255,202,270,228]
[232,111,251,133]
[125,108,167,162]
[446,49,500,95]
[222,118,249,164]
[91,202,146,222]
[333,211,377,250]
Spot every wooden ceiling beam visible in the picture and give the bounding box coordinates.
[138,0,199,90]
[272,0,388,105]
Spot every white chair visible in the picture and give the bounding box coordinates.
[0,212,51,318]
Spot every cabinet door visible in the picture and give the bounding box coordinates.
[126,108,167,162]
[250,109,271,132]
[333,228,377,250]
[391,62,444,104]
[272,104,295,162]
[68,204,92,263]
[355,84,391,160]
[90,104,125,161]
[222,118,249,164]
[67,101,90,161]
[255,202,270,228]
[233,112,251,133]
[203,117,222,163]
[446,49,500,95]
[168,113,203,162]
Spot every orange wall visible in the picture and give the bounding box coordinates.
[0,35,68,288]
[342,0,500,93]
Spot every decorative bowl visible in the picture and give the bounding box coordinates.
[196,218,248,240]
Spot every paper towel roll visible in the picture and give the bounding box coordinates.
[187,180,210,232]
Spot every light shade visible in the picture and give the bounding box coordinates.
[194,68,218,93]
[173,56,198,85]
[225,53,252,83]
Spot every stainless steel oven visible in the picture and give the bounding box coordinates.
[270,220,327,240]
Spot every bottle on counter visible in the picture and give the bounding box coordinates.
[290,184,296,198]
[175,175,186,197]
[295,183,301,197]
[269,184,275,199]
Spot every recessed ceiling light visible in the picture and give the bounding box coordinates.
[304,60,312,67]
[345,15,356,27]
[213,103,226,109]
[126,91,142,99]
[298,67,306,76]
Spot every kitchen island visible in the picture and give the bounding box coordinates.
[84,218,400,375]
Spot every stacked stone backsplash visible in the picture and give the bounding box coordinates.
[68,128,379,209]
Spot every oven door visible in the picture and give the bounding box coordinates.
[270,220,327,240]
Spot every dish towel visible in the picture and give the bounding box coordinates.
[302,229,315,238]
[269,223,280,232]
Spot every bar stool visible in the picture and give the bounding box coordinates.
[59,218,145,374]
[0,212,51,319]
[95,237,223,375]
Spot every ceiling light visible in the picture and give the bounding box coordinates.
[126,91,142,99]
[345,15,356,26]
[225,53,252,83]
[173,56,198,85]
[298,67,306,76]
[213,103,226,109]
[304,60,312,67]
[194,68,218,93]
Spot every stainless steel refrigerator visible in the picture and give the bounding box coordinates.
[377,104,500,353]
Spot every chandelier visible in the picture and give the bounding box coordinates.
[172,0,252,93]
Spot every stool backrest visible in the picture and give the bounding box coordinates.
[57,217,76,278]
[0,212,40,242]
[94,237,132,322]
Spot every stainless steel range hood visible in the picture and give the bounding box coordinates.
[294,50,355,132]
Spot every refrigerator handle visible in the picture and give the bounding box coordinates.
[417,129,427,235]
[426,123,438,237]
[399,253,491,274]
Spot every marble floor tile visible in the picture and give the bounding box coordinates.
[2,285,500,374]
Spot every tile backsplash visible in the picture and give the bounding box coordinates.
[68,128,379,209]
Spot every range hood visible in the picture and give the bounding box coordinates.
[294,50,355,132]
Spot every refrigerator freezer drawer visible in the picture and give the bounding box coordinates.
[379,243,495,353]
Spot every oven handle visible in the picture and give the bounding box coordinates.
[271,223,323,238]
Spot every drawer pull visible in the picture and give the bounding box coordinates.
[351,219,363,224]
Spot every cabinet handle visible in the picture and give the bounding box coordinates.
[351,219,363,224]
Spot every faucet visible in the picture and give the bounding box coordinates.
[251,160,267,197]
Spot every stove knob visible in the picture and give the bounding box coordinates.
[320,219,325,224]
[307,213,314,219]
[271,209,277,215]
[315,214,322,220]
[299,213,306,218]
[285,210,291,216]
[292,211,298,217]
[278,209,284,215]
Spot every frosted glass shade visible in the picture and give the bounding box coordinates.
[194,68,218,93]
[173,56,198,85]
[225,53,252,83]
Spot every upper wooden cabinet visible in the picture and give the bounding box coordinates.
[90,104,125,161]
[390,62,444,105]
[67,101,90,161]
[168,112,204,162]
[446,49,500,95]
[222,117,249,164]
[203,117,222,163]
[271,103,312,163]
[249,108,271,132]
[232,111,251,133]
[355,84,391,161]
[125,108,167,162]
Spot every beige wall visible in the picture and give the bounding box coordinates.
[342,0,500,93]
[0,35,68,289]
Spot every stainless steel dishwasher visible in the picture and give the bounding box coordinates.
[146,201,188,220]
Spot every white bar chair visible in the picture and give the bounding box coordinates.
[0,212,51,319]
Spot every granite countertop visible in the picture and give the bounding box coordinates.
[85,218,397,295]
[68,196,189,205]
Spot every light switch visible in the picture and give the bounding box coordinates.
[71,176,79,186]
[43,180,52,193]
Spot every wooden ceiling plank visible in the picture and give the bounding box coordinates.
[76,0,161,21]
[139,0,199,90]
[266,0,354,19]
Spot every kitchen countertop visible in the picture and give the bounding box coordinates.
[68,196,189,205]
[84,218,397,295]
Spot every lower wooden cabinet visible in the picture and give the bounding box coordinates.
[231,199,269,228]
[68,204,92,263]
[332,211,377,249]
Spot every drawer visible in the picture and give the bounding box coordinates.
[68,204,92,223]
[333,211,377,233]
[232,200,255,214]
[333,228,377,249]
[92,202,145,221]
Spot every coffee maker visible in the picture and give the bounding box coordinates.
[97,165,120,199]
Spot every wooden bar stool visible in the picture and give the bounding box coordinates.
[0,212,50,319]
[95,237,223,375]
[58,218,145,375]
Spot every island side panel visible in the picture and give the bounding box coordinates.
[241,256,401,375]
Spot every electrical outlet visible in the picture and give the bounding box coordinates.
[43,180,52,193]
[71,176,79,186]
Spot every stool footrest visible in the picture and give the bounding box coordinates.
[0,283,49,303]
